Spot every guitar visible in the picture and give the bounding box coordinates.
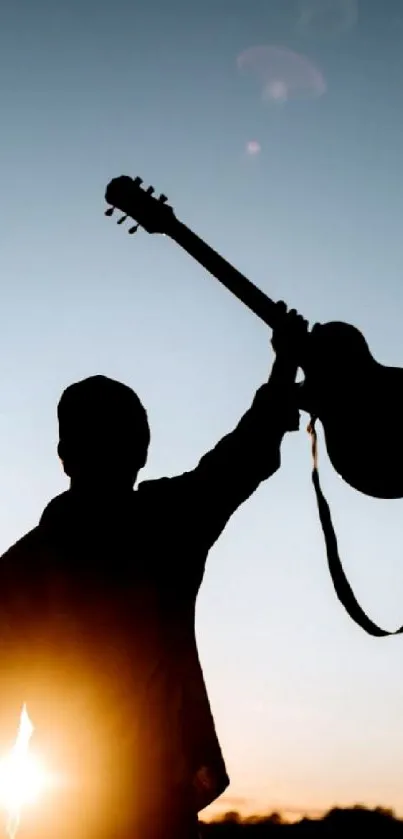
[104,175,403,502]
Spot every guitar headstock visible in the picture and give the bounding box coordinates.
[104,175,175,235]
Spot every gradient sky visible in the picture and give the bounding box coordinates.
[1,0,403,822]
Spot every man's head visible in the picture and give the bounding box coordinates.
[57,375,150,490]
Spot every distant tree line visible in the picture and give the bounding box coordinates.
[200,806,403,836]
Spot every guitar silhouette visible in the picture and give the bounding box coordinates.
[104,175,403,501]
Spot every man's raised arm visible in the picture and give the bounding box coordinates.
[170,304,308,550]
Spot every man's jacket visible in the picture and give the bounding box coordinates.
[0,380,294,833]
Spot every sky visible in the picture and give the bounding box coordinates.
[1,0,403,822]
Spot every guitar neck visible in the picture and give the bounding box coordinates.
[169,218,279,329]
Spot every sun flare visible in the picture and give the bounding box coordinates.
[0,705,50,839]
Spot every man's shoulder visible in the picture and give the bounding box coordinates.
[137,472,191,499]
[0,526,42,565]
[137,476,171,493]
[0,527,45,600]
[136,473,196,524]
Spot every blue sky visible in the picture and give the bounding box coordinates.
[1,0,403,820]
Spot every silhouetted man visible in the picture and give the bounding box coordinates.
[0,305,307,839]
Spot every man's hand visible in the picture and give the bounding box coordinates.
[268,302,309,432]
[271,301,309,365]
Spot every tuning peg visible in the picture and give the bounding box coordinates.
[146,186,154,195]
[159,194,168,203]
[128,224,139,234]
[105,206,114,216]
[133,177,143,187]
[117,214,127,225]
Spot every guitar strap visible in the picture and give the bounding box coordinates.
[307,419,403,637]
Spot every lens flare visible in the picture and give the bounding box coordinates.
[297,0,358,37]
[0,705,50,839]
[237,45,326,103]
[246,140,261,156]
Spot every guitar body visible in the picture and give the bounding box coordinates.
[104,175,403,500]
[300,321,403,498]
